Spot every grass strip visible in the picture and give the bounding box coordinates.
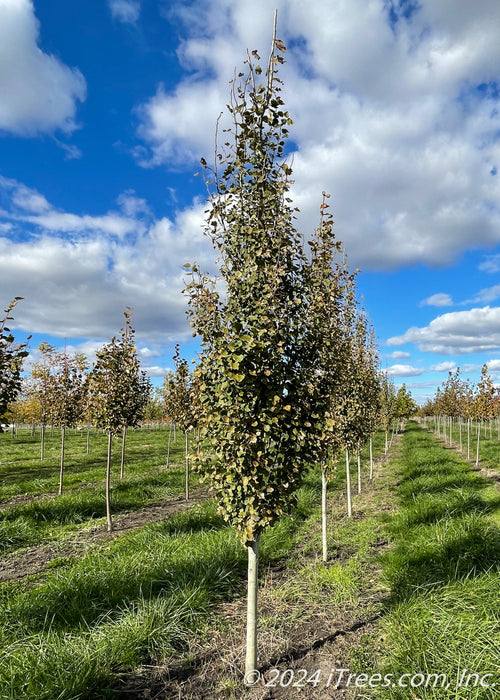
[372,421,500,699]
[0,466,198,555]
[0,426,182,501]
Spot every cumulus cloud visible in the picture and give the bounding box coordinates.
[387,306,500,354]
[108,0,140,25]
[134,0,500,270]
[429,361,458,372]
[0,0,86,136]
[386,364,424,377]
[420,293,454,307]
[486,359,500,372]
[388,351,411,359]
[0,177,214,343]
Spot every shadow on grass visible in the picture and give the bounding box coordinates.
[382,422,500,605]
[2,520,246,636]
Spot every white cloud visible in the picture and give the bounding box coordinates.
[0,0,86,136]
[0,177,214,344]
[386,364,424,377]
[0,177,144,238]
[134,0,500,270]
[420,293,454,307]
[108,0,140,24]
[135,81,228,167]
[429,361,457,372]
[479,254,500,273]
[11,186,50,214]
[462,284,500,305]
[388,351,411,359]
[144,365,170,378]
[387,306,500,354]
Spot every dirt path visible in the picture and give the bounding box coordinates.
[0,488,210,582]
[426,427,500,485]
[113,442,401,700]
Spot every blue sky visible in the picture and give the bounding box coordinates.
[2,0,500,404]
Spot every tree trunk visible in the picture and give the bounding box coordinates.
[185,430,190,500]
[245,534,260,677]
[467,418,470,460]
[384,431,388,454]
[106,432,113,532]
[476,422,481,466]
[369,436,373,480]
[41,424,45,460]
[120,426,127,480]
[321,464,328,562]
[459,418,462,452]
[58,426,65,495]
[166,422,172,468]
[86,420,90,455]
[357,450,361,494]
[345,449,352,518]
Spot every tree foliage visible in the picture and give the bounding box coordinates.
[163,345,199,432]
[0,299,30,428]
[87,310,151,435]
[185,37,324,545]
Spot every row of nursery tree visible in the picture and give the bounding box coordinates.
[419,364,499,464]
[0,24,418,674]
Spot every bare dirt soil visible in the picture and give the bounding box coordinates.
[0,488,210,582]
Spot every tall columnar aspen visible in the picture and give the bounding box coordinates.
[185,23,327,675]
[29,343,57,460]
[304,195,359,555]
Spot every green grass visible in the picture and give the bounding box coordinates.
[373,421,500,699]
[0,424,181,501]
[0,465,339,699]
[0,426,203,555]
[0,501,246,699]
[428,417,500,472]
[0,467,191,554]
[0,426,392,698]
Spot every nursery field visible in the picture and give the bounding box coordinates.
[0,423,499,699]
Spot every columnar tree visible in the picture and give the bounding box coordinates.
[45,351,87,494]
[473,364,497,465]
[0,298,30,429]
[27,342,55,458]
[362,330,382,481]
[116,313,151,479]
[349,311,380,494]
[334,278,364,516]
[304,193,352,559]
[163,345,199,498]
[394,383,417,432]
[379,374,396,452]
[185,31,324,675]
[87,310,150,531]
